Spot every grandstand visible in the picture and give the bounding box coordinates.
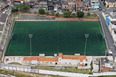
[6,21,106,56]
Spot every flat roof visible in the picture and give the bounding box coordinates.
[0,13,7,23]
[0,24,4,31]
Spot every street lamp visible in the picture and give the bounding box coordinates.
[84,34,89,55]
[29,34,33,56]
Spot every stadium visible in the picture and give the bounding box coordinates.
[5,21,106,56]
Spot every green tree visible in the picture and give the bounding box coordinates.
[51,11,54,15]
[77,11,84,18]
[71,13,76,17]
[16,3,30,12]
[87,12,90,16]
[39,8,45,14]
[46,12,49,15]
[56,12,59,17]
[103,2,106,6]
[63,11,72,18]
[11,8,18,12]
[23,5,30,11]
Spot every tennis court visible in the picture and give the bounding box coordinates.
[6,21,106,56]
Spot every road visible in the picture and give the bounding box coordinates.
[96,0,116,56]
[98,12,116,56]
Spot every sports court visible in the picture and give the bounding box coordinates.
[6,21,106,56]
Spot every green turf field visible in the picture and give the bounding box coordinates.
[6,21,106,56]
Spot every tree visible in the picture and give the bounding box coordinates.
[16,3,30,12]
[71,13,76,17]
[51,11,54,15]
[23,5,30,11]
[56,12,59,17]
[77,11,84,18]
[63,11,72,18]
[39,8,45,14]
[103,2,106,6]
[87,12,90,16]
[46,12,49,15]
[11,8,18,12]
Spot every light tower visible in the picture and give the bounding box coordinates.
[84,34,89,55]
[29,34,33,56]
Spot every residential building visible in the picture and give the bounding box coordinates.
[75,0,91,11]
[67,0,76,12]
[61,0,69,11]
[38,0,48,10]
[91,0,99,9]
[105,0,116,8]
[47,0,54,11]
[0,2,7,12]
[28,1,36,8]
[100,56,114,72]
[75,0,84,11]
[53,0,62,12]
[93,58,100,72]
[0,3,11,60]
[13,0,21,5]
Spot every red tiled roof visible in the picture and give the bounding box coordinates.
[58,53,63,57]
[101,67,110,72]
[24,53,86,62]
[39,57,58,62]
[58,53,86,62]
[23,56,39,61]
[23,56,58,62]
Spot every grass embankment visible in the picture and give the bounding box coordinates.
[84,14,98,19]
[56,14,98,19]
[34,66,93,74]
[0,70,64,77]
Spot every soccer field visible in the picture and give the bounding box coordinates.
[6,21,106,56]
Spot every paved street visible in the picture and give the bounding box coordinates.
[97,12,116,56]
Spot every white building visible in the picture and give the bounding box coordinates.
[91,0,99,9]
[4,53,88,67]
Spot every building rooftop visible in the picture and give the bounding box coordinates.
[0,24,4,31]
[23,56,58,62]
[58,53,86,62]
[106,0,116,2]
[23,53,86,62]
[0,2,7,10]
[0,13,7,23]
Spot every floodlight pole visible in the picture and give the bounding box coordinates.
[29,34,33,56]
[84,34,89,55]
